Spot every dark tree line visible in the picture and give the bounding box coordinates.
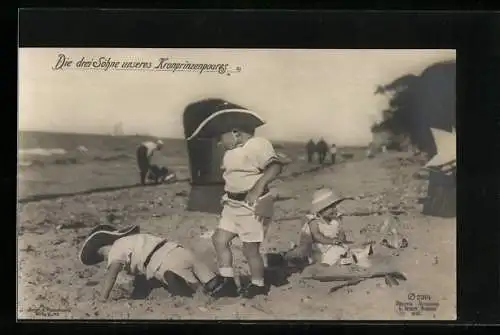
[372,60,456,157]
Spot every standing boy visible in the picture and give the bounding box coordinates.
[183,103,288,298]
[212,127,288,298]
[183,101,289,298]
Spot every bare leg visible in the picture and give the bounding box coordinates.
[210,228,240,297]
[242,242,265,283]
[212,228,237,271]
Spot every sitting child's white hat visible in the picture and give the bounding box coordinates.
[311,188,352,214]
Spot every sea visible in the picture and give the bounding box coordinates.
[17,131,366,202]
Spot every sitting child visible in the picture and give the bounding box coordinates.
[302,187,351,266]
[267,187,372,269]
[147,149,176,185]
[79,224,228,301]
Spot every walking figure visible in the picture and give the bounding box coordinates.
[306,139,316,164]
[330,144,337,165]
[316,138,328,164]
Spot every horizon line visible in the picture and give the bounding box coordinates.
[18,129,369,147]
[16,129,309,144]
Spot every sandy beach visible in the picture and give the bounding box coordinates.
[17,139,456,320]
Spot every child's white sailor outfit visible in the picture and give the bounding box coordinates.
[301,214,349,266]
[106,234,201,285]
[218,137,279,243]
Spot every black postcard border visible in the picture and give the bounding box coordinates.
[13,8,500,332]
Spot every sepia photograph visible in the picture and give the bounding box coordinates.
[18,48,456,320]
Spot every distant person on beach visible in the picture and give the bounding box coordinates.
[306,140,316,163]
[146,165,175,185]
[330,144,337,165]
[79,225,230,301]
[316,138,328,164]
[136,139,164,185]
[147,149,176,185]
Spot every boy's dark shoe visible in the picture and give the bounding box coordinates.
[209,276,239,298]
[240,283,270,299]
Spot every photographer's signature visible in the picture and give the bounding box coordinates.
[27,304,71,316]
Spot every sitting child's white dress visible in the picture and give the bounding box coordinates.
[301,215,349,266]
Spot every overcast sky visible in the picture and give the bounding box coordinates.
[19,48,455,146]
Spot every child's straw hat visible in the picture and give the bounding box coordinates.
[311,188,352,214]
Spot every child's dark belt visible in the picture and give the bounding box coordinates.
[143,239,168,269]
[226,187,270,202]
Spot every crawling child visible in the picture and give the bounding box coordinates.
[79,224,228,301]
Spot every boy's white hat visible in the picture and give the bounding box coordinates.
[155,139,164,146]
[79,224,140,266]
[311,188,352,214]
